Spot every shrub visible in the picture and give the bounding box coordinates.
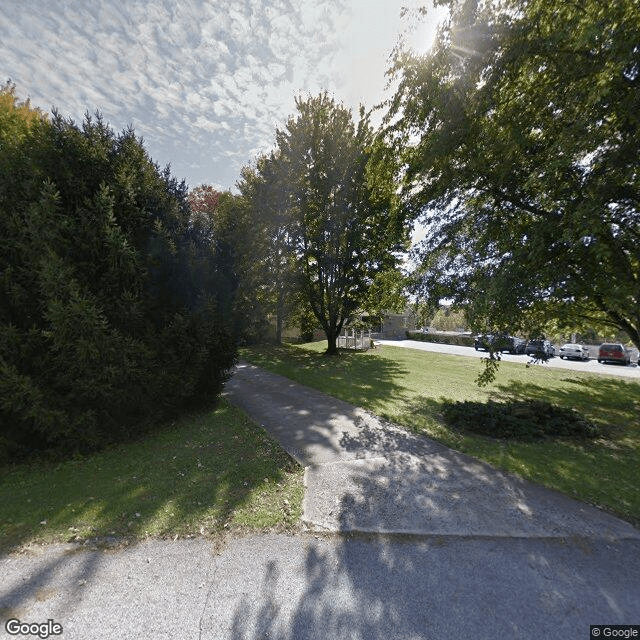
[0,87,237,461]
[405,331,475,347]
[440,399,600,442]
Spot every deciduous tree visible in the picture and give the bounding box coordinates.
[237,155,299,344]
[275,93,406,354]
[386,0,640,347]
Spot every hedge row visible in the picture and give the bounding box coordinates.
[0,87,237,461]
[405,331,475,348]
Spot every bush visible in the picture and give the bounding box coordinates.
[441,399,600,442]
[405,331,475,347]
[0,87,237,461]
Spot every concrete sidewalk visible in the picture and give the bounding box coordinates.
[224,362,639,540]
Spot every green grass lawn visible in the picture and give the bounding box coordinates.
[241,341,640,527]
[0,400,303,553]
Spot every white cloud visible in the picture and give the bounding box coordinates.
[0,0,444,190]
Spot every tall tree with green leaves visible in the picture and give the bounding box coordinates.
[385,0,640,347]
[188,183,279,343]
[273,92,406,354]
[237,154,300,344]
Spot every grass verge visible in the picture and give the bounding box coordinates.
[241,341,640,527]
[0,399,303,554]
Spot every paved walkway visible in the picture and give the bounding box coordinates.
[224,362,639,540]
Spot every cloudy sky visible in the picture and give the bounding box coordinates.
[1,0,444,192]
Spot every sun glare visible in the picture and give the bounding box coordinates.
[401,3,449,56]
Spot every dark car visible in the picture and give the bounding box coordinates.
[598,343,631,365]
[525,339,554,358]
[474,334,493,351]
[474,334,525,354]
[501,335,526,354]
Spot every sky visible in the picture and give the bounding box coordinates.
[1,0,445,192]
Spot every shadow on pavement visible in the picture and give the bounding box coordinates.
[221,361,640,639]
[223,359,409,466]
[308,420,639,538]
[221,532,640,640]
[236,346,412,425]
[0,548,103,623]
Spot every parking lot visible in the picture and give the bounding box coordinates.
[378,339,640,380]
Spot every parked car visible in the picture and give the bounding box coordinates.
[558,343,590,361]
[525,339,554,358]
[474,333,525,354]
[474,334,493,351]
[498,335,526,354]
[598,343,631,365]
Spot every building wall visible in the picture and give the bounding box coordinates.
[380,311,417,338]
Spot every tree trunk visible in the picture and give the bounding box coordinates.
[325,326,339,355]
[275,287,285,344]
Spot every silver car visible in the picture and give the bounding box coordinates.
[558,343,590,361]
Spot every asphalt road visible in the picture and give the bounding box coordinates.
[378,339,640,380]
[2,534,639,640]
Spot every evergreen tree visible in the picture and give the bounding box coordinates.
[0,86,236,460]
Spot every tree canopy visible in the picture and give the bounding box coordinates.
[385,0,640,346]
[236,155,301,344]
[188,183,280,343]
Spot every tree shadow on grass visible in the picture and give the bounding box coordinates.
[397,372,639,451]
[240,344,412,418]
[381,379,640,528]
[225,353,411,467]
[0,400,302,620]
